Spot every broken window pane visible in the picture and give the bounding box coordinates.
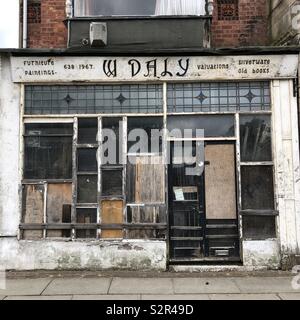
[77,175,98,203]
[102,169,123,196]
[76,208,97,238]
[24,124,73,179]
[46,184,72,238]
[167,115,235,138]
[243,215,276,239]
[240,115,272,162]
[78,148,98,172]
[127,117,163,153]
[241,166,274,210]
[78,118,98,144]
[22,184,44,239]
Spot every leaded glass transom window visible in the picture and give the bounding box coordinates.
[25,85,163,115]
[167,81,271,113]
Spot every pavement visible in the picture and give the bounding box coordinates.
[0,270,300,300]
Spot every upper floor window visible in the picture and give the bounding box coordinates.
[74,0,207,17]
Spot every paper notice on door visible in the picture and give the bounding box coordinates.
[174,187,185,201]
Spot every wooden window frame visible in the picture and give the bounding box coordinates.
[20,81,275,243]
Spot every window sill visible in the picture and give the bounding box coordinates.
[242,237,278,241]
[18,238,166,243]
[239,210,279,216]
[67,15,212,22]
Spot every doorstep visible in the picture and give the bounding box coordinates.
[169,265,269,273]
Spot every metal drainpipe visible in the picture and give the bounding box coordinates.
[206,0,214,48]
[298,53,300,158]
[22,0,27,48]
[297,53,300,258]
[207,0,214,15]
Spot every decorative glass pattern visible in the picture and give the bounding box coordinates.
[167,82,271,113]
[25,85,163,115]
[217,0,239,21]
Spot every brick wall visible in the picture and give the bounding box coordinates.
[23,0,270,49]
[22,0,67,48]
[211,0,270,47]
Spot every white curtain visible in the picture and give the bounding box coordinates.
[155,0,206,16]
[75,0,206,17]
[74,0,94,16]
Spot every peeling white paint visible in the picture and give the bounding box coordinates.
[0,238,167,271]
[243,240,281,269]
[272,80,300,268]
[0,54,20,237]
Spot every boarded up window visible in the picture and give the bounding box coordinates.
[102,169,123,196]
[24,124,73,179]
[128,204,166,221]
[77,175,98,203]
[127,156,164,203]
[46,184,72,238]
[22,184,44,239]
[78,118,98,144]
[126,205,166,239]
[101,200,123,238]
[240,115,272,162]
[241,166,274,210]
[76,208,97,238]
[205,144,237,220]
[243,215,276,239]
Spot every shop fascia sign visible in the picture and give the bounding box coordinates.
[10,55,298,82]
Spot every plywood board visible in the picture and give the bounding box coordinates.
[101,200,123,238]
[129,206,158,223]
[46,183,72,237]
[205,144,237,220]
[135,155,165,203]
[22,184,44,239]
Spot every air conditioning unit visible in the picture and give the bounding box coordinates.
[90,22,107,47]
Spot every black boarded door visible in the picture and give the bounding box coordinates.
[169,142,240,262]
[168,142,206,260]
